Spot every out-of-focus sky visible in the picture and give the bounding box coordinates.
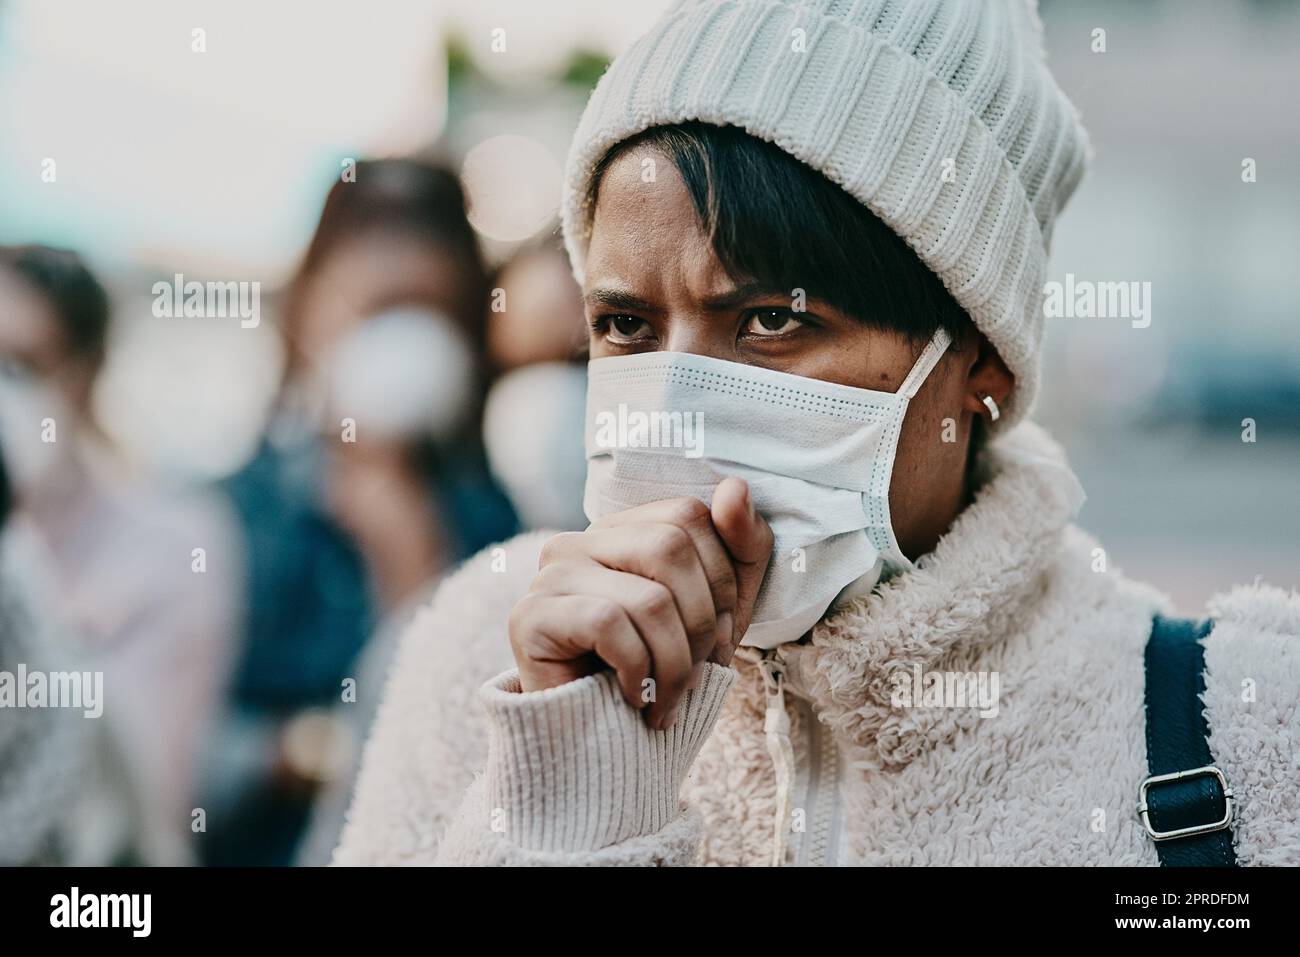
[0,0,445,277]
[0,0,663,277]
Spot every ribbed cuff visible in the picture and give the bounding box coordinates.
[477,663,736,854]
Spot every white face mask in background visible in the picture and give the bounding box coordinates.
[584,329,951,649]
[324,307,475,443]
[483,362,589,532]
[0,361,70,493]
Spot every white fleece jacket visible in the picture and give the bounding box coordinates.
[334,422,1300,866]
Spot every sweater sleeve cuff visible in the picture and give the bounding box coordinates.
[475,662,735,854]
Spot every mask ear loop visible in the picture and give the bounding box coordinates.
[897,327,953,399]
[866,326,954,577]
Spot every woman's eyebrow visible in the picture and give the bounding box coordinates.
[585,287,660,313]
[585,280,788,313]
[699,279,787,310]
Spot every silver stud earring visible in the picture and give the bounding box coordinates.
[981,395,1000,422]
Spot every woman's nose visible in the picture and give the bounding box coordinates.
[658,313,733,360]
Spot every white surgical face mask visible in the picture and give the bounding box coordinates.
[583,329,951,649]
[483,362,589,532]
[324,307,475,443]
[0,362,69,493]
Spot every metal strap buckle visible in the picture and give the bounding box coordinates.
[1137,764,1234,841]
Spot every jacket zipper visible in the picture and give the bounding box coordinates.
[752,647,843,867]
[800,695,844,866]
[756,652,794,866]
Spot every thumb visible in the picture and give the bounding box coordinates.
[709,477,774,659]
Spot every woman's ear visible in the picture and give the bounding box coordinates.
[962,333,1014,422]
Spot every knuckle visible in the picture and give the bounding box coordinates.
[531,560,567,592]
[584,598,625,636]
[624,643,653,677]
[686,609,717,643]
[710,565,739,610]
[666,496,710,528]
[635,581,675,619]
[648,524,692,562]
[506,595,540,650]
[537,531,578,568]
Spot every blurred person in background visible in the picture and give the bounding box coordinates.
[0,245,238,864]
[482,238,590,532]
[208,158,517,866]
[0,435,90,865]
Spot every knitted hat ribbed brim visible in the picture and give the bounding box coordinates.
[561,0,1091,429]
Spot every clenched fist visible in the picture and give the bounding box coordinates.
[508,477,773,729]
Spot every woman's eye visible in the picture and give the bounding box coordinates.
[743,308,804,337]
[596,314,653,343]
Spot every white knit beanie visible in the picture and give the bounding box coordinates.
[561,0,1091,428]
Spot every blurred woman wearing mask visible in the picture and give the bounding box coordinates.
[338,0,1299,867]
[482,238,591,533]
[0,245,237,864]
[208,158,516,865]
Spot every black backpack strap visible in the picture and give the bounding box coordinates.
[1139,615,1236,866]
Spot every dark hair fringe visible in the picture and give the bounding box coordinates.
[0,244,110,364]
[588,122,973,351]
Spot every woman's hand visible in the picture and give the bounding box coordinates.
[508,477,773,728]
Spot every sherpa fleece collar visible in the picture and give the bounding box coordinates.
[778,421,1087,770]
